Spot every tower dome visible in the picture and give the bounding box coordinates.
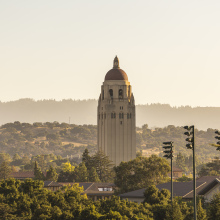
[105,56,128,81]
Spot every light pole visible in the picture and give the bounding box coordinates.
[214,130,220,151]
[162,141,174,203]
[184,125,196,220]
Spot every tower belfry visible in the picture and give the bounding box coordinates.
[97,56,136,166]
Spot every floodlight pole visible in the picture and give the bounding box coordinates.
[162,141,173,203]
[184,125,196,220]
[171,147,173,203]
[192,126,196,220]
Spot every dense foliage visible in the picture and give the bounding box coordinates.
[0,178,154,220]
[0,178,218,220]
[137,124,217,164]
[0,121,218,165]
[0,121,97,158]
[114,155,170,194]
[198,157,220,177]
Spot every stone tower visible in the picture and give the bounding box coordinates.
[97,56,136,166]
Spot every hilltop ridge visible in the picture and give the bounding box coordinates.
[0,99,220,130]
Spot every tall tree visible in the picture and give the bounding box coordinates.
[91,150,114,183]
[0,161,11,180]
[88,167,100,182]
[34,161,44,180]
[82,148,91,170]
[197,199,207,220]
[74,162,88,182]
[46,166,58,181]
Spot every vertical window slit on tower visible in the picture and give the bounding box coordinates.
[109,89,113,98]
[119,89,123,99]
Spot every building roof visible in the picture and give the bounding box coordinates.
[198,178,220,195]
[44,181,63,187]
[11,171,35,179]
[105,56,128,81]
[119,188,147,198]
[11,171,47,179]
[158,182,206,198]
[105,69,128,81]
[119,177,220,199]
[196,176,220,183]
[59,182,94,191]
[58,182,115,196]
[172,167,183,172]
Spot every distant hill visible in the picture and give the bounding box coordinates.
[0,99,220,130]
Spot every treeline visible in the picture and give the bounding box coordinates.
[0,121,97,158]
[0,121,218,163]
[1,99,220,130]
[138,124,217,163]
[0,178,219,219]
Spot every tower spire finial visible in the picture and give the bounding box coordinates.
[113,56,120,69]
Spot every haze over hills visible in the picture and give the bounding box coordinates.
[0,99,220,130]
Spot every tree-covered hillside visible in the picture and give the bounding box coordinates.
[0,121,218,164]
[0,121,97,158]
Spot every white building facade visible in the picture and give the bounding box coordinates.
[97,56,136,166]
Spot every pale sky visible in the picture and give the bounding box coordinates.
[1,0,220,107]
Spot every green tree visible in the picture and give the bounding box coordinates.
[34,161,44,180]
[82,148,91,170]
[176,174,192,182]
[115,155,170,193]
[91,150,114,182]
[143,185,170,205]
[0,153,11,164]
[75,162,88,182]
[165,200,183,220]
[57,162,75,182]
[88,167,100,182]
[62,162,75,172]
[0,161,11,180]
[12,153,21,161]
[0,203,16,220]
[175,152,187,172]
[197,198,207,220]
[199,157,220,177]
[46,166,58,181]
[207,192,220,220]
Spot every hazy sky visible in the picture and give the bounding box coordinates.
[1,1,220,107]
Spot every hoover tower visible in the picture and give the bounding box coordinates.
[97,56,136,166]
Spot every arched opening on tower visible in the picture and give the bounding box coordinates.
[119,89,123,99]
[109,89,113,98]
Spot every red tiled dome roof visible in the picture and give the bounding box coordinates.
[105,56,128,81]
[105,68,128,81]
